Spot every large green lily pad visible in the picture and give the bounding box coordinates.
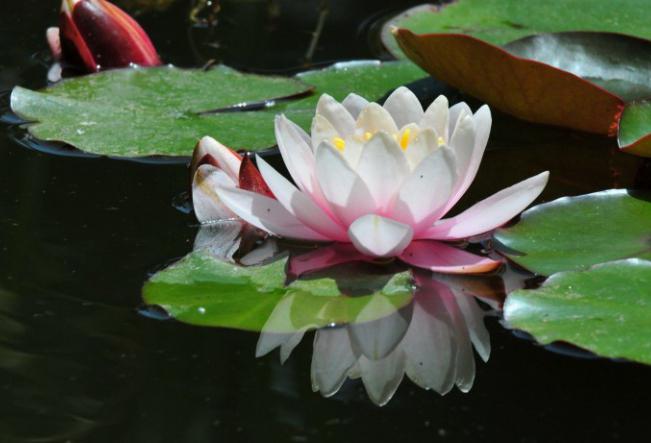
[11,61,425,158]
[382,1,651,57]
[494,190,651,276]
[142,251,414,332]
[504,259,651,365]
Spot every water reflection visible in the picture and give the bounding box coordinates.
[191,222,520,406]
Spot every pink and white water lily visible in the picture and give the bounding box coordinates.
[192,87,549,274]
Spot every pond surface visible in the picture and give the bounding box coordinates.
[1,1,650,442]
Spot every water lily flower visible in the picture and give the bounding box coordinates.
[47,0,161,73]
[199,88,549,273]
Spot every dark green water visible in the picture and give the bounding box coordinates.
[1,1,650,442]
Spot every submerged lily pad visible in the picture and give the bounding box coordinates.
[504,259,651,365]
[142,251,414,332]
[11,61,425,157]
[494,190,651,276]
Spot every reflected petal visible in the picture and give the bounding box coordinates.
[311,328,359,397]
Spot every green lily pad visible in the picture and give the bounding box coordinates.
[504,259,651,365]
[142,251,414,332]
[618,100,651,157]
[11,61,425,158]
[494,190,651,276]
[382,1,651,58]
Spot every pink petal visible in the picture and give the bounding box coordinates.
[348,214,414,258]
[215,186,328,241]
[421,171,549,241]
[256,156,347,241]
[400,241,502,274]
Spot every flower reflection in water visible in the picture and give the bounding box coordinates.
[189,234,513,406]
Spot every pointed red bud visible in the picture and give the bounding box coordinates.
[58,0,161,72]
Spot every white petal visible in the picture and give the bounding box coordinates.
[420,95,449,141]
[441,292,476,393]
[348,296,412,360]
[356,103,398,135]
[311,114,339,152]
[275,115,318,195]
[391,145,456,228]
[316,94,356,136]
[256,156,347,241]
[455,294,491,363]
[443,105,492,214]
[348,214,413,258]
[193,221,243,261]
[315,142,376,226]
[383,86,424,128]
[358,350,405,406]
[239,239,279,266]
[215,186,328,241]
[193,136,242,182]
[356,133,410,209]
[448,102,472,139]
[401,125,431,168]
[403,289,456,394]
[311,328,358,396]
[192,165,238,222]
[342,93,369,119]
[423,171,550,240]
[280,330,307,364]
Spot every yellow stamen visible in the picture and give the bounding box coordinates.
[437,136,445,146]
[333,137,346,151]
[363,131,373,141]
[400,128,412,150]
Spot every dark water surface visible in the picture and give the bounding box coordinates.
[1,1,650,442]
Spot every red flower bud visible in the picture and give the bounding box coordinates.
[54,0,161,72]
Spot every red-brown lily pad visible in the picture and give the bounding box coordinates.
[394,29,630,135]
[395,29,651,156]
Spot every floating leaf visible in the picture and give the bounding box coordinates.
[494,190,651,276]
[618,100,651,157]
[504,259,651,365]
[142,251,414,332]
[382,1,651,57]
[11,61,425,158]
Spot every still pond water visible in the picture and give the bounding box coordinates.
[1,0,650,441]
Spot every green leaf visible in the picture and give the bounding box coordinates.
[11,61,425,158]
[494,190,651,276]
[142,251,414,332]
[617,100,651,157]
[382,1,651,58]
[504,259,651,365]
